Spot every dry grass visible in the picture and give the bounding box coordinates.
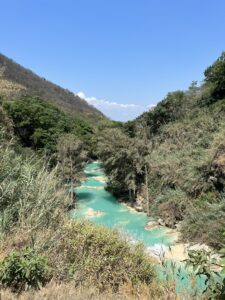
[0,78,26,99]
[0,280,178,300]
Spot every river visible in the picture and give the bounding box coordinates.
[71,161,175,249]
[71,161,207,298]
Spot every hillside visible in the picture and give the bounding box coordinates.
[0,53,104,120]
[97,52,225,250]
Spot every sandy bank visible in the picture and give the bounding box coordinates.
[92,176,107,183]
[85,208,104,218]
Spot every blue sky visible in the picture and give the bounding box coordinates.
[1,0,225,121]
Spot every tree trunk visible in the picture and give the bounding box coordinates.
[132,185,136,207]
[70,155,74,204]
[145,165,150,216]
[129,189,132,206]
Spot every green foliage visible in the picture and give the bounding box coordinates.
[4,96,74,152]
[0,131,70,234]
[0,105,13,145]
[45,220,155,290]
[72,117,98,157]
[57,133,88,183]
[145,91,185,134]
[3,96,97,160]
[123,120,136,137]
[204,52,225,101]
[96,52,225,248]
[186,250,225,299]
[97,128,149,203]
[181,195,225,249]
[0,248,49,291]
[152,188,187,228]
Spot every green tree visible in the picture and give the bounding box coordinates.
[145,91,185,134]
[4,96,73,152]
[57,134,87,206]
[204,52,225,100]
[97,128,148,205]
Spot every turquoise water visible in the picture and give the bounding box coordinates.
[71,161,175,247]
[71,161,208,298]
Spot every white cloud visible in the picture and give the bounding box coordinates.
[77,91,86,99]
[147,104,156,110]
[76,91,155,121]
[77,91,143,109]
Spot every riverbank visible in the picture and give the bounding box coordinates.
[121,201,188,261]
[76,162,223,270]
[120,200,223,266]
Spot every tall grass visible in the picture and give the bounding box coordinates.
[0,280,178,300]
[0,142,70,235]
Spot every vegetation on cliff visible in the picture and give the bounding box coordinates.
[97,52,225,250]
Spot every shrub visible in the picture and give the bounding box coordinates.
[152,189,187,228]
[180,195,225,249]
[0,248,49,291]
[186,249,225,299]
[42,220,155,291]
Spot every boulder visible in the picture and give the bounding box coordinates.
[135,206,143,212]
[188,243,211,252]
[158,218,165,226]
[145,221,159,231]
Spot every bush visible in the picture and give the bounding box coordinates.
[42,220,155,291]
[0,248,49,291]
[186,249,225,298]
[180,194,225,249]
[151,189,187,228]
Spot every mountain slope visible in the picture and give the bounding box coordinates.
[97,52,225,249]
[0,53,104,120]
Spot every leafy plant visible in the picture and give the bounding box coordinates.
[0,248,49,291]
[185,249,225,299]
